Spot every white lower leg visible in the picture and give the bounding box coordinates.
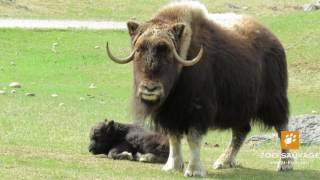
[162,134,184,171]
[214,128,248,169]
[213,144,238,169]
[278,149,294,171]
[184,129,206,177]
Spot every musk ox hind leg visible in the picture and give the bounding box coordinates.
[214,124,251,169]
[275,124,294,171]
[138,153,167,163]
[107,149,134,161]
[184,129,207,177]
[162,134,184,172]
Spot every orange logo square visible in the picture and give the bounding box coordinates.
[281,131,300,150]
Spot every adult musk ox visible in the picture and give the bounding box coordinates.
[106,1,293,177]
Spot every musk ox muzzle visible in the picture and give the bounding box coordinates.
[138,81,164,103]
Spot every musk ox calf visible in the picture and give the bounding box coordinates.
[89,119,169,163]
[106,1,293,177]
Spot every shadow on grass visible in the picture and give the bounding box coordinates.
[208,167,320,180]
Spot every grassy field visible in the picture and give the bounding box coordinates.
[1,0,320,179]
[0,0,313,21]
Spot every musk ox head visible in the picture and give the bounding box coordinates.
[106,20,203,109]
[88,120,115,155]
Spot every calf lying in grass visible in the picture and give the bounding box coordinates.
[89,119,169,163]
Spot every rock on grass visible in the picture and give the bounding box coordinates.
[25,93,35,97]
[9,82,21,88]
[247,115,320,145]
[89,83,96,89]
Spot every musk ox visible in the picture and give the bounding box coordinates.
[106,1,293,177]
[88,119,169,163]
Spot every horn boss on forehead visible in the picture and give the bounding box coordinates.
[106,22,203,66]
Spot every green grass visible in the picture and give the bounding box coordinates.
[1,4,320,180]
[0,0,312,21]
[0,0,167,21]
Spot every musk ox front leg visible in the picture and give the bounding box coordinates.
[184,129,207,177]
[214,125,251,169]
[162,134,184,171]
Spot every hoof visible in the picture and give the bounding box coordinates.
[162,157,184,172]
[277,157,294,171]
[184,163,207,177]
[213,159,236,169]
[139,153,155,162]
[117,151,133,160]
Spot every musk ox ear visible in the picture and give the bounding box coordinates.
[105,120,114,126]
[104,120,115,133]
[171,23,186,40]
[127,21,140,37]
[109,120,114,125]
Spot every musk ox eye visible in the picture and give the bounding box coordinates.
[137,44,147,53]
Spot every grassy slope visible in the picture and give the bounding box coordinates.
[0,3,320,180]
[0,0,312,21]
[0,0,166,21]
[259,11,320,115]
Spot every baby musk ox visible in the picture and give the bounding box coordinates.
[106,1,292,177]
[88,119,169,163]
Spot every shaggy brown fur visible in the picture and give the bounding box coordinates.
[128,3,288,134]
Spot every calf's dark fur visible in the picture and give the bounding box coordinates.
[89,119,169,163]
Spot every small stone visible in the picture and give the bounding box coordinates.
[94,46,100,49]
[51,94,58,97]
[52,42,59,46]
[25,93,35,97]
[89,83,96,89]
[52,42,59,52]
[303,3,320,11]
[0,90,6,95]
[87,94,95,98]
[10,61,16,66]
[59,103,64,106]
[80,97,85,101]
[11,89,16,94]
[311,110,317,114]
[9,82,21,88]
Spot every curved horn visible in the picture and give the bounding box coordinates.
[106,42,135,64]
[171,42,203,66]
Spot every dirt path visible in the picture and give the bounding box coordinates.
[0,18,127,30]
[0,13,243,30]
